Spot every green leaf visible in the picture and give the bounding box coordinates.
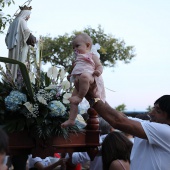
[0,57,34,102]
[4,120,17,132]
[44,73,50,86]
[16,119,25,131]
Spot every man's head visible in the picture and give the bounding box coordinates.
[99,117,112,135]
[149,95,170,123]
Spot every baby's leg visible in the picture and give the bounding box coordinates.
[70,73,94,104]
[61,89,79,128]
[61,103,78,128]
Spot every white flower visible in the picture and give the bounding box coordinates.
[75,114,87,129]
[4,0,11,4]
[44,84,58,90]
[47,66,58,79]
[54,53,58,57]
[24,102,33,113]
[0,11,4,16]
[41,61,45,65]
[61,80,70,90]
[60,48,64,52]
[1,18,6,24]
[63,93,71,104]
[91,43,101,58]
[59,68,65,79]
[29,72,35,84]
[37,96,47,105]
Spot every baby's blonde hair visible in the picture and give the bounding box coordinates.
[73,32,93,48]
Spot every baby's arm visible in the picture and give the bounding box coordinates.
[92,54,103,77]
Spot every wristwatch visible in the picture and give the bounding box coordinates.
[89,98,101,107]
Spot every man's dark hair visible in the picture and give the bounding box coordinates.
[154,95,170,119]
[0,128,8,153]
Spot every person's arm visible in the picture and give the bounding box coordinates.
[0,164,8,170]
[92,100,147,139]
[0,154,8,170]
[34,158,66,170]
[66,152,90,165]
[92,54,103,77]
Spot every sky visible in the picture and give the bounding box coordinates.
[0,0,170,111]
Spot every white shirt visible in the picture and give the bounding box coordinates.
[67,135,107,170]
[130,118,170,170]
[28,155,51,168]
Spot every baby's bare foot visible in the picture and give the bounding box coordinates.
[61,119,75,128]
[69,96,83,105]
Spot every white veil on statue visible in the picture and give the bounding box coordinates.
[5,5,32,81]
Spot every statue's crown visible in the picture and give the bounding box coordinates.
[19,5,32,10]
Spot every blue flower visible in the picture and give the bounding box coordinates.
[47,100,66,116]
[5,90,27,111]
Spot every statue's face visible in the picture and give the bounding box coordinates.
[25,15,30,21]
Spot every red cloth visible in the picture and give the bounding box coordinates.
[54,153,61,158]
[66,162,81,170]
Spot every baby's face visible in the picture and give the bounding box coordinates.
[73,36,90,54]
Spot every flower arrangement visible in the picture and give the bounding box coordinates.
[0,54,81,139]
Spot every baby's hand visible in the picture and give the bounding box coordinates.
[93,70,101,77]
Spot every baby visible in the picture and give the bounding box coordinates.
[61,33,105,128]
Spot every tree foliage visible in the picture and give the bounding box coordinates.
[0,0,14,34]
[146,105,152,112]
[41,26,136,73]
[115,104,126,112]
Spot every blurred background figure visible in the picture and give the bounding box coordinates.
[28,154,66,170]
[0,128,8,170]
[102,131,133,170]
[65,117,113,170]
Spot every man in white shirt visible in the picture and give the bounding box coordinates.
[89,94,170,170]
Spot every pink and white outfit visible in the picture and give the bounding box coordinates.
[71,52,106,102]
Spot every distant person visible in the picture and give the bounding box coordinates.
[66,117,113,170]
[86,93,170,170]
[135,113,150,120]
[102,131,133,170]
[61,33,105,128]
[0,129,8,170]
[28,154,66,170]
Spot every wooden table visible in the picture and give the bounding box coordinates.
[8,108,100,159]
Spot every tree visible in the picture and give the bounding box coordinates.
[115,104,126,112]
[41,25,136,73]
[0,0,14,33]
[146,105,152,112]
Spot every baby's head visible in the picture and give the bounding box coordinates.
[72,33,93,54]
